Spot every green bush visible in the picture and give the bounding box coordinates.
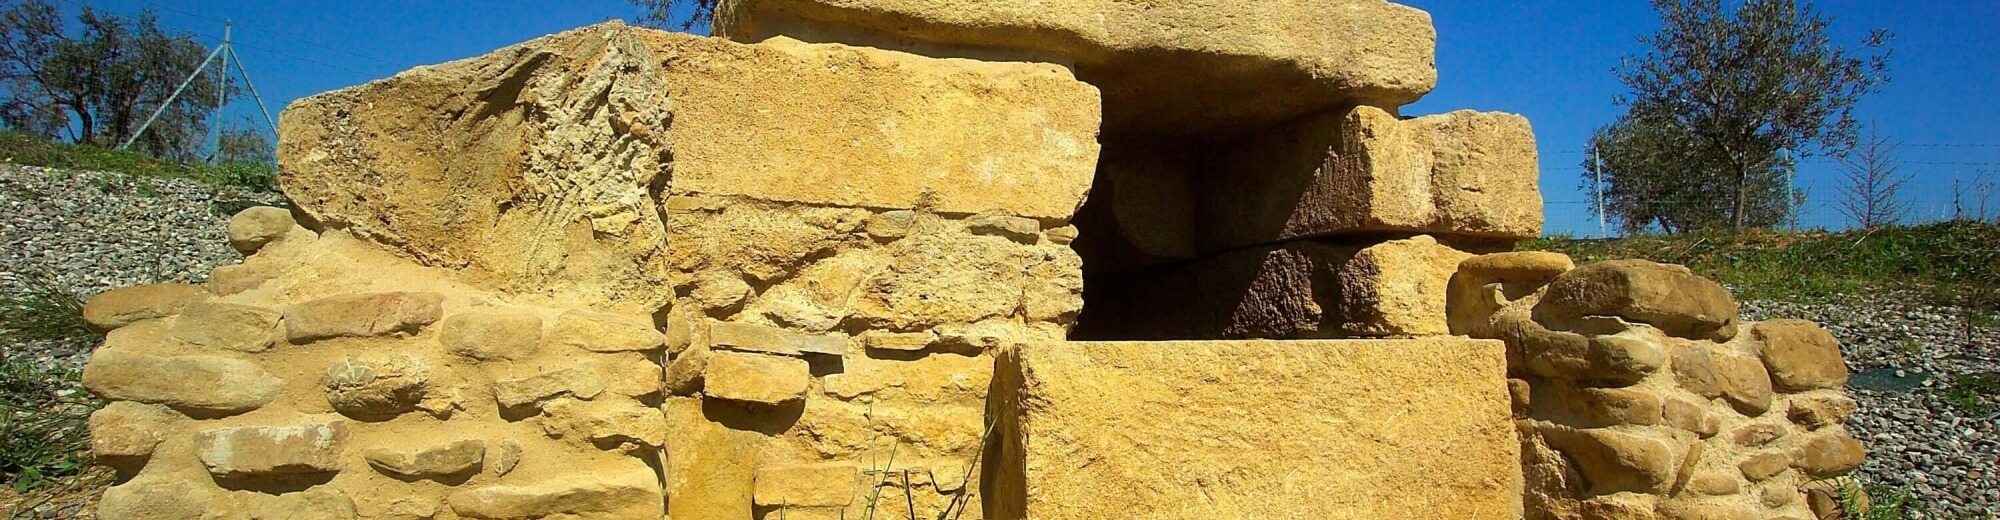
[0,359,96,493]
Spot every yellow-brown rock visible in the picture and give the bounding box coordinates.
[715,0,1437,137]
[1200,106,1543,250]
[82,283,214,332]
[1752,320,1850,392]
[279,23,1098,312]
[993,339,1520,519]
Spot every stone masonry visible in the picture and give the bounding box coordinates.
[79,2,1866,519]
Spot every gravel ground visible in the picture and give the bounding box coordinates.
[1744,298,2000,519]
[0,163,1993,517]
[0,164,279,519]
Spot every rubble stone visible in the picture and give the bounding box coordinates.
[1752,320,1850,392]
[82,351,283,416]
[441,311,544,361]
[169,301,281,352]
[702,351,811,405]
[285,292,444,343]
[82,283,214,332]
[194,421,349,478]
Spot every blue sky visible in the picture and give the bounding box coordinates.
[46,0,2000,236]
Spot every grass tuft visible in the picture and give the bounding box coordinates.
[0,276,95,345]
[0,359,97,494]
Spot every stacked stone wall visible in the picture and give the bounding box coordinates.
[1453,254,1869,520]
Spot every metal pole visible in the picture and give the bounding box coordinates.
[118,45,225,151]
[227,46,279,140]
[210,20,231,162]
[1595,149,1607,238]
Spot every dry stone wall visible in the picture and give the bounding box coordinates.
[1452,255,1869,520]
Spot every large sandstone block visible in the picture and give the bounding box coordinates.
[992,339,1520,520]
[1077,235,1473,340]
[279,24,1098,310]
[715,0,1436,137]
[1197,106,1542,251]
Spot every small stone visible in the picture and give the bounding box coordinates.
[547,311,663,353]
[663,343,713,397]
[1044,225,1080,245]
[285,292,444,343]
[1506,379,1531,418]
[1804,478,1869,520]
[753,463,858,507]
[860,330,936,352]
[1731,423,1789,447]
[194,421,349,478]
[441,311,544,361]
[1686,471,1742,496]
[1588,335,1669,383]
[1757,481,1800,508]
[1738,452,1790,481]
[210,262,284,296]
[1662,397,1719,438]
[493,366,607,410]
[690,272,754,311]
[1714,352,1775,416]
[866,210,919,240]
[82,351,283,416]
[228,206,300,254]
[1793,433,1866,478]
[1537,260,1738,340]
[83,283,214,332]
[1660,503,1758,520]
[169,302,281,353]
[448,468,663,519]
[1577,494,1658,520]
[1576,387,1663,427]
[488,441,523,477]
[254,487,358,520]
[1671,344,1723,399]
[708,321,847,356]
[1541,426,1680,494]
[965,213,1041,243]
[88,402,180,470]
[1787,394,1858,430]
[323,355,434,418]
[360,495,439,520]
[96,477,214,520]
[663,310,699,355]
[703,351,811,405]
[1752,320,1850,392]
[366,439,486,479]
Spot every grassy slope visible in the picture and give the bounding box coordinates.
[1522,221,2000,314]
[0,130,276,193]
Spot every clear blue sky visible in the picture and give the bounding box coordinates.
[49,0,2000,236]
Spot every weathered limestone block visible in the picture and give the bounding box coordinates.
[493,366,607,410]
[1752,320,1850,392]
[1786,394,1858,430]
[87,402,179,472]
[194,421,350,479]
[209,261,285,296]
[709,320,846,357]
[285,292,444,343]
[82,283,214,332]
[540,398,669,449]
[663,397,761,520]
[993,339,1519,519]
[1792,433,1866,478]
[441,310,544,361]
[1079,235,1473,340]
[703,351,811,405]
[1199,106,1542,251]
[716,0,1436,136]
[547,310,663,353]
[168,301,281,352]
[1538,260,1738,341]
[280,24,1097,311]
[82,351,283,416]
[753,463,859,507]
[366,439,486,480]
[1448,251,1575,336]
[448,460,664,519]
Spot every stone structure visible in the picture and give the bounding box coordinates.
[78,2,1865,519]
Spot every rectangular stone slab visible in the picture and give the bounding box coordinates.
[990,339,1521,520]
[1196,106,1543,251]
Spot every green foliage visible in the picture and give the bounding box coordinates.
[1943,373,1998,414]
[1586,0,1892,232]
[1,130,277,192]
[1521,220,2000,312]
[1849,480,1924,520]
[0,274,93,345]
[0,358,96,493]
